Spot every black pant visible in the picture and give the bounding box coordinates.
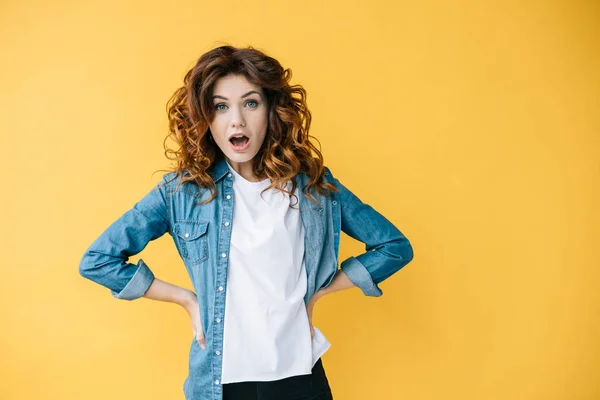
[222,358,333,400]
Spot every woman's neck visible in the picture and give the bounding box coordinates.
[225,158,265,182]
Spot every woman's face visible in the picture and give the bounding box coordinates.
[209,74,268,168]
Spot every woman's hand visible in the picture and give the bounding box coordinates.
[182,291,206,350]
[306,302,315,339]
[306,289,324,339]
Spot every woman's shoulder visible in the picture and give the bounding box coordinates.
[158,171,182,189]
[155,171,208,198]
[295,165,336,186]
[321,165,341,186]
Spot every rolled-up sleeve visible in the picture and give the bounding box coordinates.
[79,177,170,301]
[329,168,414,297]
[109,259,155,300]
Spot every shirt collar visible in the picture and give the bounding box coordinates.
[207,157,229,183]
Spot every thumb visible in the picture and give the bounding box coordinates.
[196,331,206,350]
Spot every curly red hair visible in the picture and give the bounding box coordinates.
[157,44,337,205]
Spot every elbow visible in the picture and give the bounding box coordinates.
[79,250,100,282]
[370,236,414,285]
[79,252,92,279]
[387,236,414,274]
[78,252,154,301]
[402,237,414,265]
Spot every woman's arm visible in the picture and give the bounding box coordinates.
[306,169,414,336]
[143,277,195,306]
[79,174,207,347]
[327,167,414,297]
[79,177,170,300]
[311,269,355,302]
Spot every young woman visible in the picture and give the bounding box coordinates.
[79,45,414,400]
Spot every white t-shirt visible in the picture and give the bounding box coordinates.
[220,161,330,384]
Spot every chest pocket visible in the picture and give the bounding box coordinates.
[174,220,209,264]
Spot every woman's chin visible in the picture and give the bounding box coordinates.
[224,152,257,165]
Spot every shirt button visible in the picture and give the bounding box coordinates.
[224,221,230,226]
[215,380,220,385]
[216,318,221,323]
[215,350,221,356]
[228,172,232,177]
[184,233,189,238]
[332,200,337,205]
[221,253,227,258]
[218,286,224,291]
[226,195,231,200]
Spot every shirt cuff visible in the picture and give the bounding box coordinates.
[111,259,155,301]
[340,256,383,297]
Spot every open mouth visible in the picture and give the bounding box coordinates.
[229,134,250,151]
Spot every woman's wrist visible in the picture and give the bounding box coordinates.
[310,288,326,305]
[143,278,197,308]
[178,289,198,310]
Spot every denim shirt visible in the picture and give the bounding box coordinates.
[79,157,414,400]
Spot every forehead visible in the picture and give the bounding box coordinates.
[212,74,263,96]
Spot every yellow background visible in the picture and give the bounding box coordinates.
[1,0,598,399]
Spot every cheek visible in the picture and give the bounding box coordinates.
[209,116,225,133]
[251,110,268,132]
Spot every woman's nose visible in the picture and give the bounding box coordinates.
[230,107,246,128]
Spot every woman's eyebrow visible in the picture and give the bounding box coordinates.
[212,90,262,100]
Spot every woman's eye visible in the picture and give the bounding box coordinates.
[215,101,258,111]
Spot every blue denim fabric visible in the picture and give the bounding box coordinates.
[79,157,414,399]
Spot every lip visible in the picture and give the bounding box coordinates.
[228,132,248,140]
[229,135,251,152]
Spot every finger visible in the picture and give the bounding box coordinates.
[197,333,206,350]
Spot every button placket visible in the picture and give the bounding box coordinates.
[212,177,233,393]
